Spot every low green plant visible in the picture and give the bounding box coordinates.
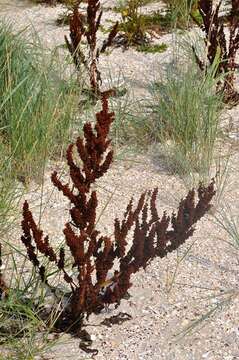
[113,1,178,47]
[137,43,167,53]
[115,1,194,49]
[0,22,78,180]
[115,0,148,46]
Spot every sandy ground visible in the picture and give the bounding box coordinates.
[0,1,239,359]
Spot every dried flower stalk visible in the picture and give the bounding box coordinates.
[191,0,239,105]
[65,1,118,100]
[21,97,215,326]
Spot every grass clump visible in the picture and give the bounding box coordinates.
[148,60,222,178]
[0,22,78,181]
[162,0,199,28]
[0,167,21,238]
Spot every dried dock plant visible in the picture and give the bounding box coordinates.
[191,0,239,105]
[65,1,118,101]
[20,97,215,329]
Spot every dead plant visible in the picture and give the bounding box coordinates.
[19,97,215,332]
[191,0,239,105]
[65,1,118,102]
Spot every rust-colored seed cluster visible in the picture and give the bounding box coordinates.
[191,0,239,104]
[21,97,215,323]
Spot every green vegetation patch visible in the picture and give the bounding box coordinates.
[0,22,78,180]
[137,43,168,53]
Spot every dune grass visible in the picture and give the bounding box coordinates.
[0,22,79,181]
[0,21,80,268]
[148,59,223,179]
[162,0,199,28]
